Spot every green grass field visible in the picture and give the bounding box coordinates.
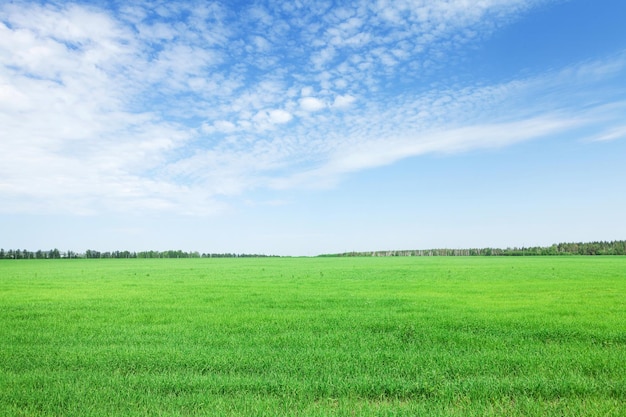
[1,257,624,416]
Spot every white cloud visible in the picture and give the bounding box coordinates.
[332,94,356,109]
[0,0,622,218]
[268,114,584,191]
[268,109,293,124]
[299,96,326,112]
[300,86,314,96]
[0,2,201,215]
[589,125,626,142]
[250,35,271,53]
[203,120,237,134]
[0,83,30,111]
[250,108,294,130]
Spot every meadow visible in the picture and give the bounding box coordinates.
[0,256,624,416]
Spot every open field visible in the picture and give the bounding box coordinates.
[1,256,625,416]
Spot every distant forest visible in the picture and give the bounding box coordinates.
[0,241,625,259]
[0,249,273,260]
[324,240,626,257]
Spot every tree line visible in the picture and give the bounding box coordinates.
[1,240,625,260]
[0,248,273,260]
[322,240,626,257]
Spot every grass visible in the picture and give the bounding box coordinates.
[0,256,624,416]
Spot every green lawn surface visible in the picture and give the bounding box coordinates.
[1,257,624,416]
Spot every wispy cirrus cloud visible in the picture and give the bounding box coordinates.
[1,0,624,217]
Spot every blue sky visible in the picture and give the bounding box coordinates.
[1,0,625,256]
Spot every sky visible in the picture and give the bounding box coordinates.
[1,0,625,256]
